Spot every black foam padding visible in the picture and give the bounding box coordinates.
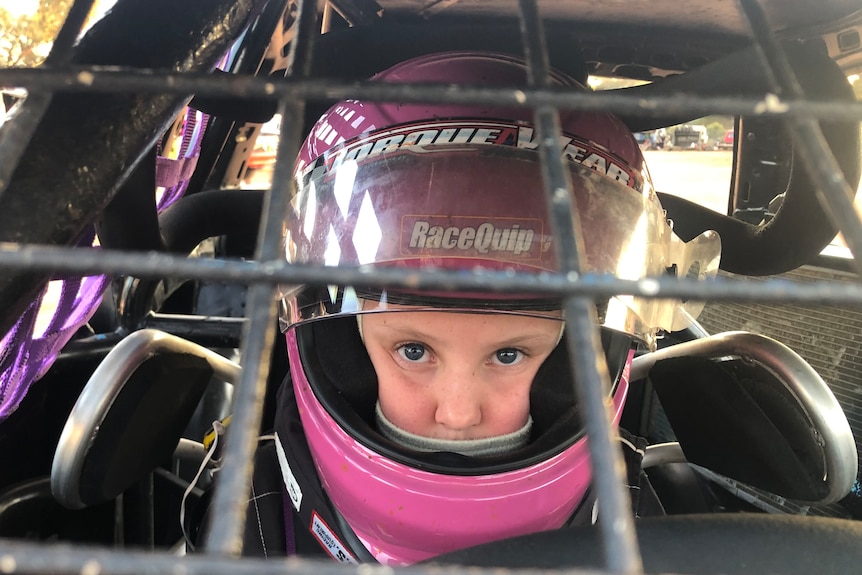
[645,462,717,515]
[649,356,827,501]
[78,354,213,506]
[158,189,264,255]
[654,42,860,276]
[0,477,114,542]
[429,514,862,574]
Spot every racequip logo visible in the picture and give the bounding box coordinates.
[298,120,644,191]
[401,215,544,259]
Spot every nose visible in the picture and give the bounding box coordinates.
[434,368,482,433]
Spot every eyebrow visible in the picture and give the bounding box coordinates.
[373,322,560,349]
[493,333,561,349]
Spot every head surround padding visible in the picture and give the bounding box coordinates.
[294,314,634,475]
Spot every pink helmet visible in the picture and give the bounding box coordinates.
[278,52,720,565]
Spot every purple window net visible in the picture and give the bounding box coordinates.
[0,106,209,421]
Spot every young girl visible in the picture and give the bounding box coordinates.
[266,51,719,565]
[360,303,564,457]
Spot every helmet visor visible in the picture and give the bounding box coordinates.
[282,124,719,344]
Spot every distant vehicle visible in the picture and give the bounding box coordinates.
[672,124,709,150]
[718,129,735,149]
[634,131,655,150]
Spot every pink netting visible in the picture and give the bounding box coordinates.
[0,106,209,420]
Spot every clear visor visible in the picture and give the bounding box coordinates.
[281,139,720,347]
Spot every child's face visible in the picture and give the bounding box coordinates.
[361,306,563,441]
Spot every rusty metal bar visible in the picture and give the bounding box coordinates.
[1,67,861,122]
[202,0,317,556]
[518,1,642,572]
[0,244,861,305]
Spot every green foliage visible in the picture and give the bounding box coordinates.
[706,121,726,142]
[0,0,75,67]
[700,115,732,130]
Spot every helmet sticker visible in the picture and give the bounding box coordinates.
[402,215,546,259]
[310,511,358,564]
[297,120,643,192]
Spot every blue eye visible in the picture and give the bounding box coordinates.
[398,343,427,362]
[495,348,522,365]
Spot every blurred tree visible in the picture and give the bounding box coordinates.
[0,0,74,67]
[700,115,732,130]
[705,121,725,143]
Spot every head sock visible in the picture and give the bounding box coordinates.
[375,401,532,457]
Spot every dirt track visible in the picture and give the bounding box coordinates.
[644,150,733,214]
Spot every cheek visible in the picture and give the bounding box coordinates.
[482,375,534,432]
[376,369,436,431]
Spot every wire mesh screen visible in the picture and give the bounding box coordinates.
[0,0,862,574]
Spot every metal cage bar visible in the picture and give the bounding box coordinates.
[0,0,860,573]
[203,0,318,556]
[2,245,862,304]
[1,67,860,122]
[518,0,641,571]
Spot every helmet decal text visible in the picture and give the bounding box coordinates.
[401,215,545,259]
[515,126,633,187]
[299,120,643,191]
